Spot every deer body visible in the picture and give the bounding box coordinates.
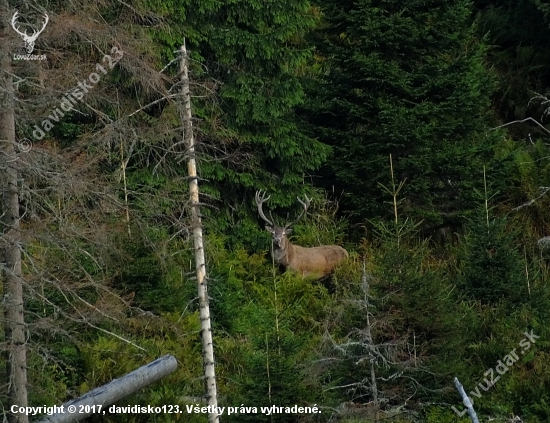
[273,238,348,279]
[257,191,348,279]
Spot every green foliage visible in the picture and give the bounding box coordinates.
[457,207,530,306]
[498,139,550,240]
[80,311,206,423]
[310,217,467,417]
[305,0,497,225]
[25,343,84,407]
[473,0,550,128]
[222,331,317,423]
[10,1,550,422]
[137,0,330,245]
[210,251,333,422]
[424,406,472,423]
[373,222,472,399]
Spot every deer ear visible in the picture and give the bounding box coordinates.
[265,225,273,233]
[285,227,293,235]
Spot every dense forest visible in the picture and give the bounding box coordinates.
[1,0,550,422]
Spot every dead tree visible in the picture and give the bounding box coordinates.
[0,2,176,414]
[313,261,417,421]
[453,378,480,423]
[0,2,29,421]
[37,355,177,423]
[180,42,219,423]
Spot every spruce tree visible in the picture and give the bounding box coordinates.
[141,0,331,223]
[472,0,550,129]
[458,210,529,306]
[305,0,496,225]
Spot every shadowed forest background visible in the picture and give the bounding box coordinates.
[1,0,550,422]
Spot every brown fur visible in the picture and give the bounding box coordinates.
[268,226,348,279]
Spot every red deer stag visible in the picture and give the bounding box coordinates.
[255,191,348,279]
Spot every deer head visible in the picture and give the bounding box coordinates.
[255,190,311,248]
[11,11,49,54]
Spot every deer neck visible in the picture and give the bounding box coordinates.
[272,237,292,267]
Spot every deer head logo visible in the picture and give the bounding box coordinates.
[11,11,49,54]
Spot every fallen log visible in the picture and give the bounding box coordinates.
[35,355,177,423]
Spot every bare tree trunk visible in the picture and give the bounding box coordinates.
[453,378,480,423]
[37,355,177,423]
[180,42,219,423]
[0,2,29,421]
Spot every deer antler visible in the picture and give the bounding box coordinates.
[284,195,311,229]
[255,190,274,227]
[11,11,49,54]
[11,12,26,38]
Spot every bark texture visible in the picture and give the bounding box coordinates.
[37,355,178,423]
[180,43,219,423]
[0,1,29,421]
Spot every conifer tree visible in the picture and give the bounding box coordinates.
[458,209,529,306]
[306,0,496,225]
[473,0,550,129]
[140,0,330,226]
